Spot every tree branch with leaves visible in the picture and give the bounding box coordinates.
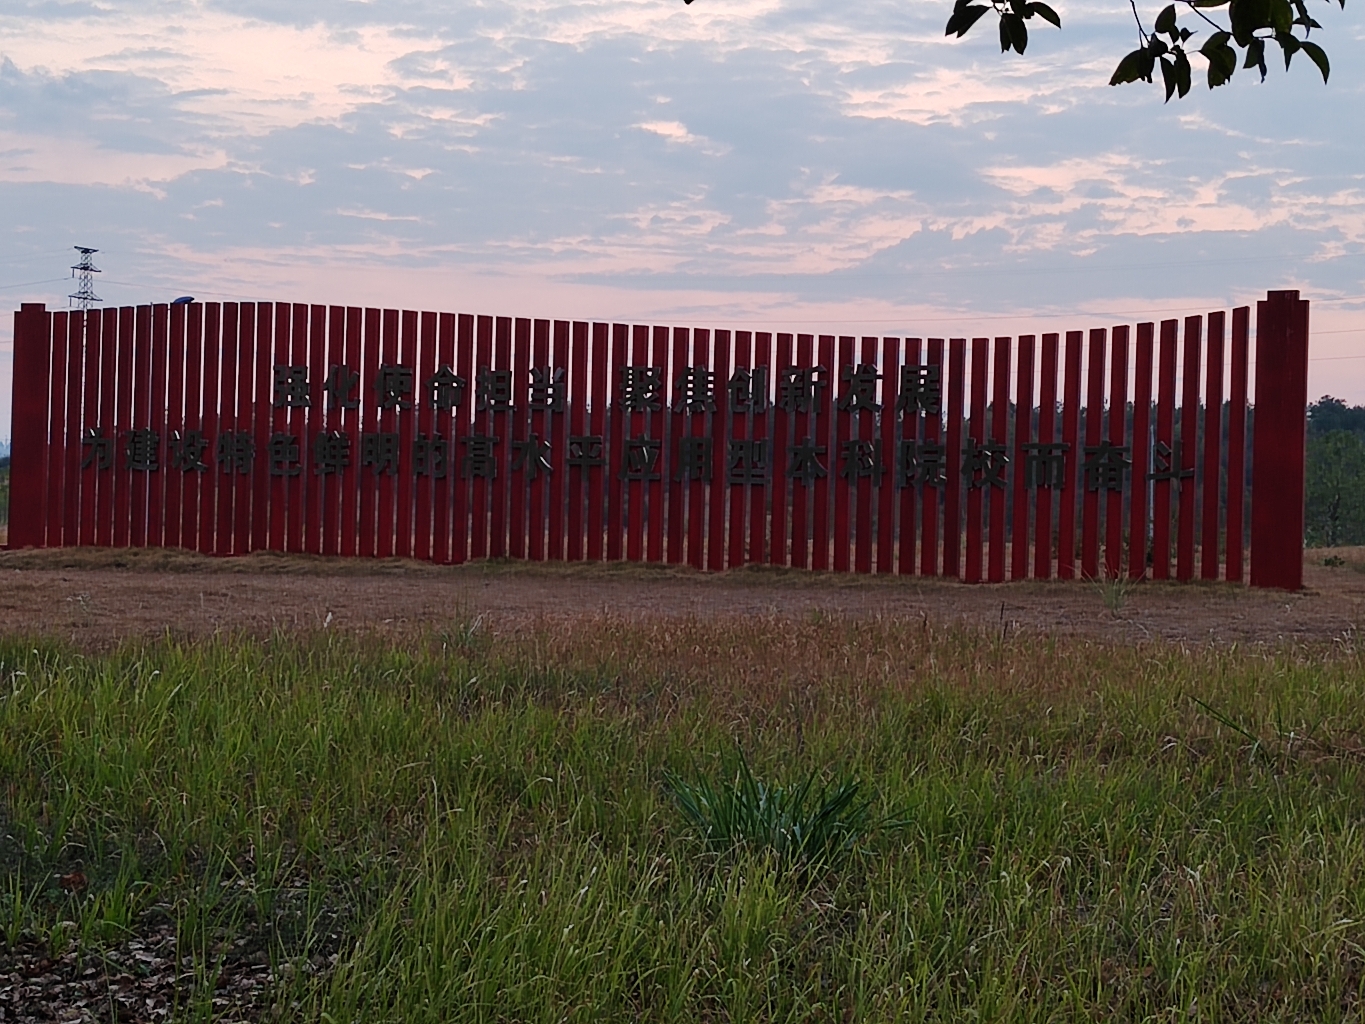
[945,0,1342,97]
[684,0,1346,101]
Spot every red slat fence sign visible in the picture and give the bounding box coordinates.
[7,291,1309,589]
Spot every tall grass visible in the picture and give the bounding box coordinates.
[2,618,1365,1020]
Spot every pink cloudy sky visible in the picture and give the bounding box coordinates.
[0,0,1363,435]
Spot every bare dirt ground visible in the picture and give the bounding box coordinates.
[0,545,1362,648]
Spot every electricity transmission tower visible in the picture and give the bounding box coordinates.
[68,246,101,310]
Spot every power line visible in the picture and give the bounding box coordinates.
[0,277,69,293]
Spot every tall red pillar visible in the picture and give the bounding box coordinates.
[10,303,52,548]
[1250,289,1310,590]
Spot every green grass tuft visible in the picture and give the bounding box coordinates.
[666,755,875,871]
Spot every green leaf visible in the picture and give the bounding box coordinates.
[1269,0,1295,33]
[1155,4,1178,36]
[1000,12,1029,53]
[1229,0,1271,46]
[1110,47,1155,85]
[945,3,991,37]
[1149,36,1169,56]
[1161,54,1179,101]
[1278,31,1301,70]
[1175,49,1193,96]
[1028,1,1062,27]
[1201,31,1238,86]
[1300,39,1330,81]
[1244,36,1267,80]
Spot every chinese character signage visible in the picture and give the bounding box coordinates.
[9,297,1307,590]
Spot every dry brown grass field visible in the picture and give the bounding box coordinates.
[0,545,1360,647]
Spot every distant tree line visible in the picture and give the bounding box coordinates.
[1307,396,1365,547]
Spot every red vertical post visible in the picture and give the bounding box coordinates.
[300,304,324,556]
[1176,315,1202,581]
[964,338,988,584]
[988,337,1011,583]
[196,303,221,555]
[704,328,727,571]
[1033,334,1059,579]
[1057,331,1083,578]
[62,313,84,547]
[467,315,492,559]
[357,309,381,557]
[749,332,772,564]
[232,305,255,554]
[431,313,456,563]
[898,338,922,575]
[1011,335,1034,580]
[727,331,750,568]
[507,317,531,560]
[249,305,272,553]
[283,304,309,553]
[789,334,812,568]
[1201,311,1225,580]
[565,321,586,561]
[1129,323,1154,580]
[146,305,169,548]
[319,306,342,557]
[528,319,551,561]
[414,310,438,561]
[177,305,201,551]
[686,327,710,570]
[376,311,401,562]
[667,327,689,565]
[607,324,628,561]
[164,304,186,549]
[339,308,363,558]
[489,315,514,558]
[392,310,418,558]
[727,332,752,567]
[832,335,854,573]
[1104,326,1128,579]
[623,326,647,562]
[878,337,899,573]
[1151,320,1178,580]
[547,319,569,561]
[9,304,51,547]
[647,325,669,563]
[265,304,288,551]
[536,319,557,558]
[44,311,68,549]
[97,310,119,548]
[320,306,345,557]
[768,333,792,565]
[1080,328,1106,580]
[1250,290,1310,590]
[587,323,609,561]
[129,305,153,548]
[112,307,136,547]
[731,330,753,570]
[919,339,942,577]
[80,309,102,546]
[942,338,966,579]
[811,335,835,571]
[1225,306,1250,582]
[450,314,475,564]
[373,309,398,557]
[214,303,239,555]
[853,336,878,574]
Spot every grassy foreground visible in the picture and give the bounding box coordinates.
[3,616,1365,1022]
